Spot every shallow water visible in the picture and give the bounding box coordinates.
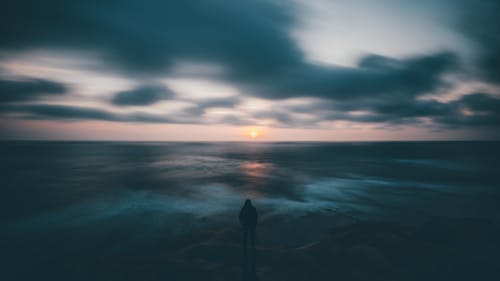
[1,141,499,280]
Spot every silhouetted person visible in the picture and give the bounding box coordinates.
[239,199,258,281]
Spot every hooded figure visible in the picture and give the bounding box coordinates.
[239,199,258,280]
[239,199,258,230]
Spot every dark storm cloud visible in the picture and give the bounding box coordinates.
[0,78,67,104]
[436,93,500,127]
[112,84,174,106]
[241,52,458,100]
[458,0,500,83]
[455,93,500,113]
[0,0,300,76]
[0,0,462,103]
[0,0,457,101]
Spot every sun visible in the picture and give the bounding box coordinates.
[243,127,264,140]
[245,128,261,139]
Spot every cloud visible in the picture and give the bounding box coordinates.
[240,52,459,101]
[260,92,500,129]
[0,103,246,125]
[3,91,499,130]
[0,104,171,123]
[0,0,497,136]
[184,96,240,115]
[111,84,174,106]
[0,0,300,77]
[1,104,119,121]
[0,1,461,103]
[356,92,500,128]
[435,93,500,127]
[457,0,500,83]
[0,78,67,104]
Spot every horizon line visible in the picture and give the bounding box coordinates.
[1,139,499,143]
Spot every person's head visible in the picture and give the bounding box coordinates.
[244,199,252,207]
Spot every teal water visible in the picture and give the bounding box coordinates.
[1,141,499,280]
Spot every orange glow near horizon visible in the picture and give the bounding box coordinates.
[245,127,262,140]
[0,119,483,141]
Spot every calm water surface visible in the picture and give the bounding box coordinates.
[1,141,499,280]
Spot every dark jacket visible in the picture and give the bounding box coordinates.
[239,200,258,230]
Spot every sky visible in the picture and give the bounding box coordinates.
[0,0,499,141]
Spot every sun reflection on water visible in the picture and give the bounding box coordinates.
[240,161,271,178]
[239,161,273,199]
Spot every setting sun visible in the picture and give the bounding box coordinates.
[249,130,258,139]
[244,128,262,140]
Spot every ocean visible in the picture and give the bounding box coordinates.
[1,141,499,280]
